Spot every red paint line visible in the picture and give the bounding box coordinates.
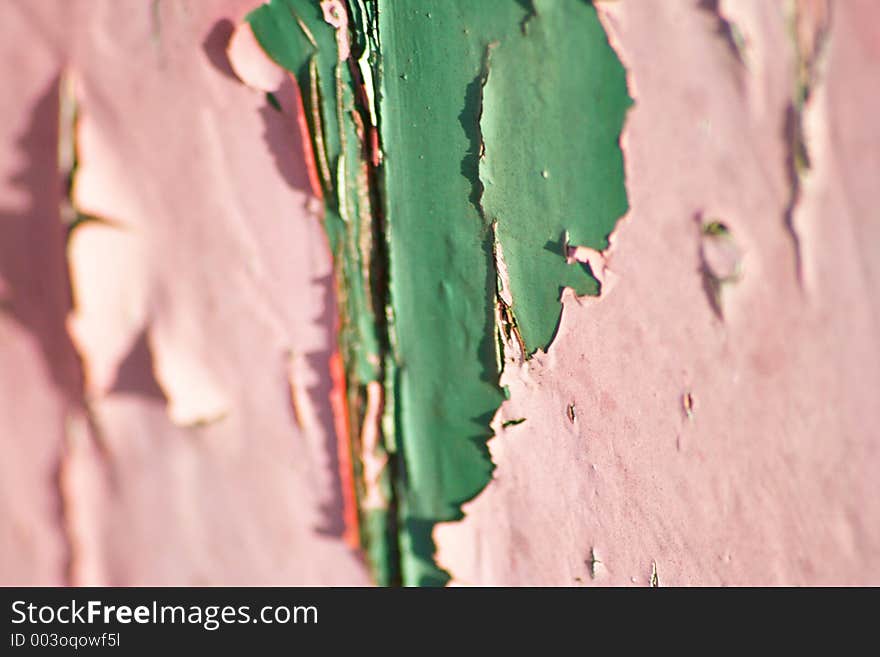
[289,73,324,201]
[329,349,360,550]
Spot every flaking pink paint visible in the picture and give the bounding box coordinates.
[0,0,368,585]
[435,0,880,586]
[0,1,80,585]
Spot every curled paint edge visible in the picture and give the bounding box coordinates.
[227,20,324,200]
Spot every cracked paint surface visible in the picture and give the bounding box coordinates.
[435,0,880,586]
[480,0,630,353]
[245,0,397,584]
[3,0,879,588]
[379,0,630,583]
[378,0,530,586]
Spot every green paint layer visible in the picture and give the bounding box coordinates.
[378,1,529,585]
[481,0,632,353]
[250,0,631,587]
[379,0,630,584]
[248,0,395,584]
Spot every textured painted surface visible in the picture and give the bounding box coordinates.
[378,0,528,585]
[481,0,630,353]
[0,6,80,583]
[245,0,397,583]
[3,0,879,588]
[435,0,880,586]
[0,0,368,585]
[380,0,630,584]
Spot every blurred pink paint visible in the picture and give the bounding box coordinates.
[0,0,367,585]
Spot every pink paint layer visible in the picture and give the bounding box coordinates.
[436,0,880,586]
[0,0,368,585]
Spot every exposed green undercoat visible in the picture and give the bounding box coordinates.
[481,0,631,353]
[250,0,630,587]
[378,0,630,585]
[248,0,394,583]
[378,0,529,586]
[249,0,380,384]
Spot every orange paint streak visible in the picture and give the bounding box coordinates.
[329,349,360,549]
[288,73,358,548]
[289,73,324,201]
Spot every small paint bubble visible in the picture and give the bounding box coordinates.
[541,169,550,179]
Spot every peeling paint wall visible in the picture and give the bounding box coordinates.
[1,0,368,585]
[2,0,879,587]
[436,0,880,586]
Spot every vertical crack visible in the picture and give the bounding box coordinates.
[783,0,832,286]
[698,0,748,67]
[57,70,120,585]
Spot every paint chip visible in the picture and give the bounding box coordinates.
[588,547,603,579]
[682,391,695,420]
[698,216,743,319]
